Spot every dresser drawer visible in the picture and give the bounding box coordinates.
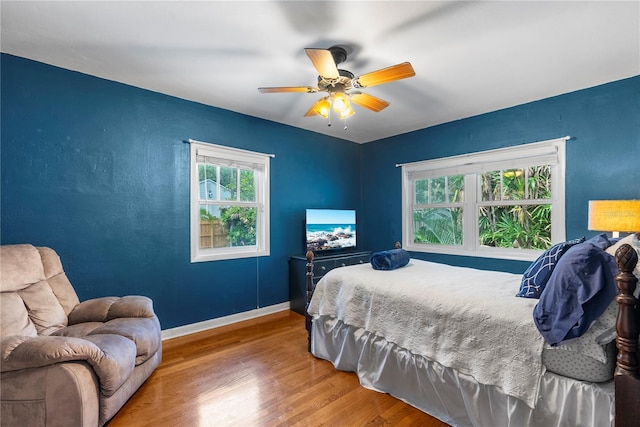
[313,258,336,279]
[314,253,370,281]
[338,253,370,267]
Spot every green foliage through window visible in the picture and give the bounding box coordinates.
[412,167,553,250]
[478,166,552,249]
[478,204,551,250]
[198,162,258,249]
[413,208,463,245]
[413,175,464,245]
[220,206,257,246]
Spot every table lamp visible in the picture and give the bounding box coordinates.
[588,200,640,238]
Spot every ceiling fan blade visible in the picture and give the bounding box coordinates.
[305,48,340,79]
[354,62,415,88]
[350,92,390,112]
[258,86,317,93]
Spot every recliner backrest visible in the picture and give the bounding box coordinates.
[0,244,80,337]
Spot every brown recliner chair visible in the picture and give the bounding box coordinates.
[0,244,162,426]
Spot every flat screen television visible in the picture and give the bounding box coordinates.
[306,209,356,253]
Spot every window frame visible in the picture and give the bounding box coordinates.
[190,140,271,262]
[401,137,567,261]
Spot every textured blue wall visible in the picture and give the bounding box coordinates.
[1,54,362,329]
[3,53,639,328]
[360,76,640,273]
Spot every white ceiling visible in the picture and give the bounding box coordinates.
[1,1,639,144]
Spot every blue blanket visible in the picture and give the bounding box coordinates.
[370,249,410,270]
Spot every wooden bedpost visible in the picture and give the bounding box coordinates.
[614,241,640,427]
[305,250,314,352]
[614,243,639,377]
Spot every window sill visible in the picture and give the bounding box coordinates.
[404,243,541,262]
[191,248,270,263]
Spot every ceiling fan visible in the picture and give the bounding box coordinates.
[258,46,415,127]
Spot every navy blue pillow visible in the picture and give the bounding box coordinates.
[370,249,410,270]
[533,233,618,345]
[516,237,585,298]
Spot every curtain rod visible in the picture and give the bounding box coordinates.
[187,138,275,158]
[394,135,571,168]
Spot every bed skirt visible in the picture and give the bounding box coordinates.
[311,315,615,427]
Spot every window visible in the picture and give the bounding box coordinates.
[190,140,271,262]
[401,137,567,261]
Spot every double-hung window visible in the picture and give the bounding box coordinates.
[190,140,270,262]
[401,137,567,261]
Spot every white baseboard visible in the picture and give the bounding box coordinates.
[161,301,291,340]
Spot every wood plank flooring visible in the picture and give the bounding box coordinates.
[107,310,449,427]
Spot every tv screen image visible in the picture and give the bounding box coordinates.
[306,209,356,252]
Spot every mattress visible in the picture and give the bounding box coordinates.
[308,259,547,408]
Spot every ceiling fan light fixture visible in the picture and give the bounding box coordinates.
[332,92,350,114]
[311,97,331,118]
[339,105,355,119]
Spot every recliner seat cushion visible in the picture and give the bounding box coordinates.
[53,317,161,365]
[52,322,105,338]
[82,334,137,396]
[89,317,161,365]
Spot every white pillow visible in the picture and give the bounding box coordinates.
[551,311,613,363]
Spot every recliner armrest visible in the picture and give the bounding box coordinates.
[1,334,136,397]
[68,295,155,325]
[1,362,100,427]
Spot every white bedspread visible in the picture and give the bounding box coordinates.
[307,259,546,408]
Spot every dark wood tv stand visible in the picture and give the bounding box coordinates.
[288,250,371,316]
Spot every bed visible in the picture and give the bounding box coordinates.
[305,234,640,427]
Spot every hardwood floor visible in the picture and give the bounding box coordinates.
[107,310,449,427]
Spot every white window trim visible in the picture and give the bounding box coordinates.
[401,137,568,262]
[190,140,271,262]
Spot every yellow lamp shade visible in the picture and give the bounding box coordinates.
[311,97,331,118]
[588,200,640,233]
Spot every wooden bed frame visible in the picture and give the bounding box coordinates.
[304,239,640,427]
[613,239,640,427]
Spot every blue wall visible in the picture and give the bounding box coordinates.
[360,75,640,273]
[2,53,639,329]
[1,54,363,329]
